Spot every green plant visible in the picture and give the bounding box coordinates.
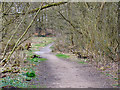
[112,84,120,87]
[56,53,69,59]
[1,76,28,88]
[113,78,118,81]
[105,73,112,77]
[26,77,32,81]
[26,71,36,77]
[24,60,28,63]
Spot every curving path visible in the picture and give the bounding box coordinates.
[33,43,113,88]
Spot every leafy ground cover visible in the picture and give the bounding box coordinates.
[0,37,53,88]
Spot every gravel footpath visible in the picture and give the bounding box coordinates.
[33,43,113,88]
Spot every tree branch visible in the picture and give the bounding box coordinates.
[58,11,82,35]
[2,6,31,59]
[2,3,43,67]
[17,34,33,47]
[3,2,67,16]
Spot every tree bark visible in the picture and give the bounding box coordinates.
[118,1,120,87]
[0,2,3,56]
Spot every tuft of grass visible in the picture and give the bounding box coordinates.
[50,46,54,49]
[56,53,69,59]
[38,58,47,61]
[34,43,46,47]
[78,61,88,64]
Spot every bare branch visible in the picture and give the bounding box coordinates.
[58,11,82,35]
[3,2,67,16]
[3,3,44,67]
[2,5,31,59]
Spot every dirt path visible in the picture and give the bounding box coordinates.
[33,43,113,88]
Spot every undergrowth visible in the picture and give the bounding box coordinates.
[28,57,47,62]
[0,37,52,88]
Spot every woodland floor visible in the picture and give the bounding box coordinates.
[0,37,118,88]
[31,43,114,88]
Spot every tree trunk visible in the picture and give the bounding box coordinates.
[118,1,120,87]
[0,2,3,56]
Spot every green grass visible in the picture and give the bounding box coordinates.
[34,43,47,47]
[50,46,54,49]
[56,53,69,59]
[33,58,47,62]
[38,58,47,61]
[78,61,88,64]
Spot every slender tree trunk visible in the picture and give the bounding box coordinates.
[118,1,120,87]
[0,2,3,56]
[3,3,43,67]
[67,3,74,47]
